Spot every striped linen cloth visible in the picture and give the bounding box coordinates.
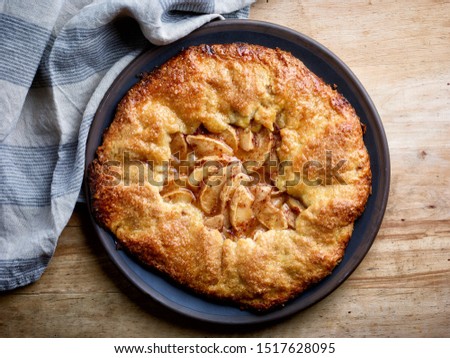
[0,0,254,290]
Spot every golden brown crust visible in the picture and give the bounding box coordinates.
[89,43,371,310]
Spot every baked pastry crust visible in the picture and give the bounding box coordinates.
[89,43,371,310]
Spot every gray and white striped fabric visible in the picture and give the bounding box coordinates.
[0,0,254,291]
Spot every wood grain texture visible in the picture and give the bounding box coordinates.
[1,0,449,337]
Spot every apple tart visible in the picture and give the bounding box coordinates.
[89,43,371,310]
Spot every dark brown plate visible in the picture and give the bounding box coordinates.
[84,19,390,325]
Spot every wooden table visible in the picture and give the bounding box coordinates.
[1,0,449,337]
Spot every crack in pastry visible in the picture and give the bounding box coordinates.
[89,43,371,310]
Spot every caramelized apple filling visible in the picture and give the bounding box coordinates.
[160,124,306,240]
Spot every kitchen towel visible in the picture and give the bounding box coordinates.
[0,0,254,290]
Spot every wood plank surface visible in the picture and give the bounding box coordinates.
[1,0,449,337]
